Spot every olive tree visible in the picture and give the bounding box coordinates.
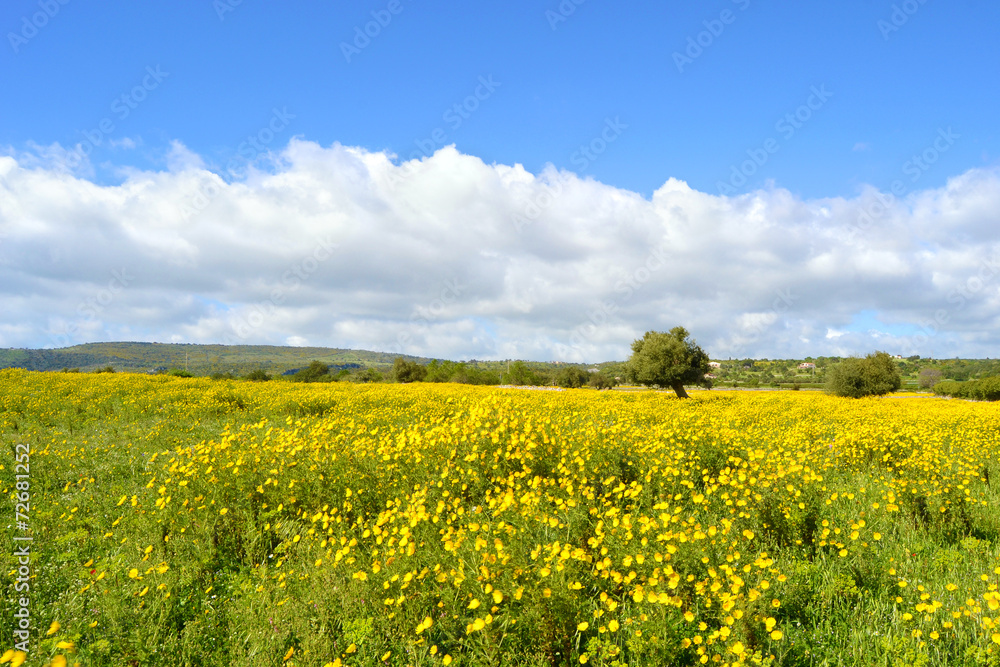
[826,351,902,398]
[625,327,710,398]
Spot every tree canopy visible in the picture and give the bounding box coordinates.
[826,351,902,398]
[392,357,427,383]
[625,327,710,398]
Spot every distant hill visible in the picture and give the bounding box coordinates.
[2,342,988,389]
[0,342,430,375]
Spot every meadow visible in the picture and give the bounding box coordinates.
[1,369,999,666]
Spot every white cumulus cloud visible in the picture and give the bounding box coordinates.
[1,140,999,361]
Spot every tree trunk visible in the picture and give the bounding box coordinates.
[671,382,689,399]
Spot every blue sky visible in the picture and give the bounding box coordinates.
[4,1,996,197]
[1,0,999,360]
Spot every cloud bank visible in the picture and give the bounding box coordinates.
[1,139,998,361]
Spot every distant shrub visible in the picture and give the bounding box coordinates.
[501,361,545,386]
[555,367,590,389]
[353,367,384,383]
[243,369,272,382]
[93,366,115,374]
[826,352,901,398]
[933,380,963,397]
[392,358,427,383]
[423,360,501,385]
[293,361,330,383]
[918,368,944,389]
[934,377,1000,401]
[588,373,619,390]
[168,368,194,378]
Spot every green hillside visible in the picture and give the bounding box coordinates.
[0,342,428,375]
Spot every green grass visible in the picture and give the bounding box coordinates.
[2,372,1000,666]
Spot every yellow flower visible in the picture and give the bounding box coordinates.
[609,620,620,632]
[771,630,783,640]
[730,641,745,655]
[47,621,61,635]
[443,656,453,665]
[577,621,589,632]
[51,657,67,667]
[283,647,294,662]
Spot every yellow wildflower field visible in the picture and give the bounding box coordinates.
[1,369,999,666]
